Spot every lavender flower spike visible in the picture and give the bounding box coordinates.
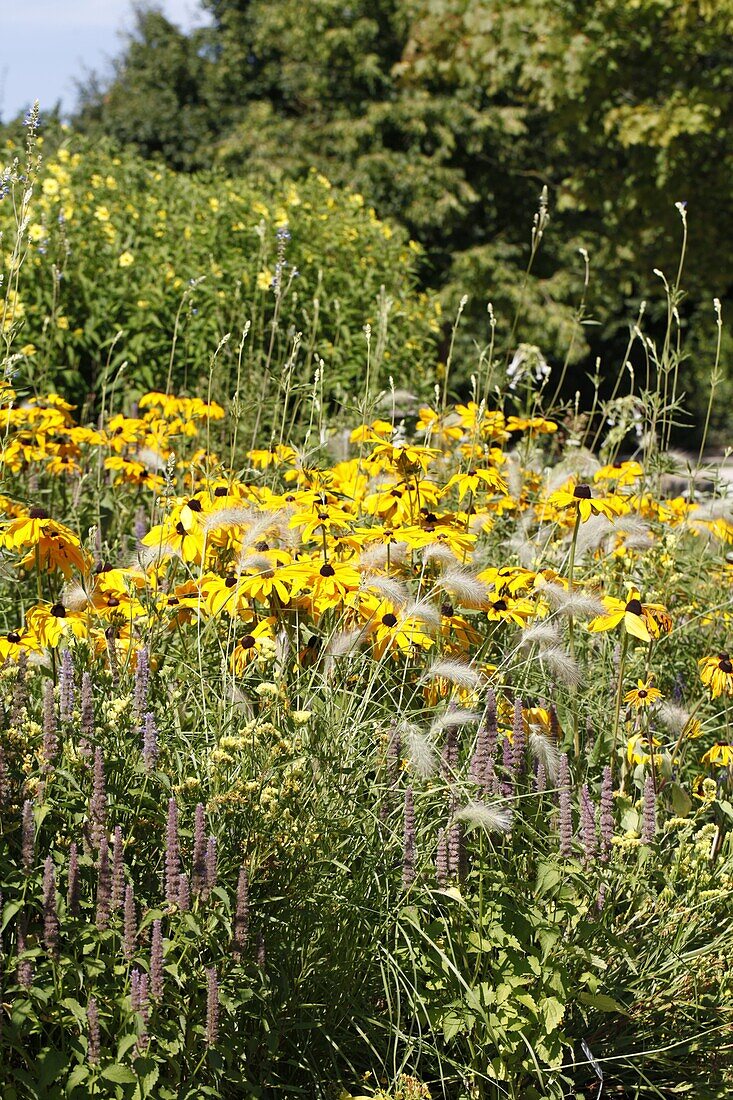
[205,835,217,894]
[95,835,112,931]
[86,997,101,1065]
[558,753,573,859]
[580,783,598,866]
[133,646,150,722]
[42,856,60,958]
[123,884,137,962]
[165,798,181,905]
[232,866,249,958]
[206,966,219,1046]
[641,775,657,844]
[599,765,614,863]
[67,842,81,916]
[42,679,58,770]
[511,697,526,774]
[142,712,158,772]
[21,799,35,873]
[150,919,164,1000]
[111,826,125,909]
[59,649,75,722]
[80,671,94,755]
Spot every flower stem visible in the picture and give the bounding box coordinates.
[610,632,629,781]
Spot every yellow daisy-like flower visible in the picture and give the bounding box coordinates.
[547,482,627,522]
[441,465,507,501]
[588,589,671,644]
[701,742,733,768]
[627,733,662,765]
[698,653,733,699]
[624,678,663,709]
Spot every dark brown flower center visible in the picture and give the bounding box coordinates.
[175,522,187,537]
[625,598,643,615]
[573,484,592,499]
[441,602,454,617]
[214,486,228,497]
[254,541,269,552]
[225,576,237,588]
[719,658,733,674]
[186,499,203,513]
[6,631,21,644]
[493,599,507,612]
[381,613,398,627]
[241,635,256,649]
[319,563,335,577]
[638,689,648,699]
[50,602,66,618]
[29,506,48,519]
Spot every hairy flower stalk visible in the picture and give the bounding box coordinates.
[0,746,8,808]
[21,799,35,873]
[435,828,448,887]
[67,843,80,916]
[402,787,417,890]
[96,834,112,931]
[232,866,249,959]
[123,884,137,962]
[131,969,150,1052]
[150,919,164,1000]
[206,966,219,1046]
[141,712,158,772]
[512,698,526,774]
[89,748,106,851]
[205,836,217,894]
[191,803,207,893]
[470,691,498,790]
[80,671,94,756]
[641,775,657,844]
[178,874,191,911]
[86,997,100,1066]
[558,754,573,859]
[534,759,547,794]
[42,856,60,959]
[165,798,181,905]
[42,679,58,770]
[111,826,125,909]
[133,646,150,722]
[599,766,614,863]
[17,914,33,989]
[580,784,598,866]
[59,649,75,721]
[500,735,514,798]
[440,722,459,782]
[11,652,28,727]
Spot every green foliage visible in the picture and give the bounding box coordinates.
[73,0,733,435]
[1,136,438,419]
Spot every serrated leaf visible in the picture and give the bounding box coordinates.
[101,1064,137,1084]
[579,991,628,1014]
[66,1064,89,1091]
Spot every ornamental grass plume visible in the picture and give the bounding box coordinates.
[141,712,158,772]
[67,842,80,916]
[600,766,614,863]
[404,723,438,779]
[580,784,598,866]
[89,748,106,851]
[133,645,150,722]
[206,966,219,1047]
[59,648,74,721]
[21,799,34,872]
[42,679,57,770]
[454,800,514,835]
[232,865,249,959]
[86,997,100,1066]
[95,834,112,931]
[402,787,417,890]
[111,826,125,910]
[558,753,573,859]
[150,918,164,1000]
[123,884,136,962]
[165,798,181,905]
[642,775,657,844]
[42,855,59,959]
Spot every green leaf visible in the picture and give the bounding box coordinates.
[539,996,565,1033]
[101,1064,137,1084]
[66,1065,89,1092]
[579,992,628,1014]
[534,860,562,896]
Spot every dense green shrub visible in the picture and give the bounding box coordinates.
[1,135,439,419]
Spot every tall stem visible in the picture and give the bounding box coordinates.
[610,632,630,781]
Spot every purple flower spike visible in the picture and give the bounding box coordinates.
[641,775,657,844]
[150,919,164,1001]
[232,866,249,959]
[206,966,219,1047]
[42,856,59,958]
[402,787,416,890]
[59,649,75,721]
[580,783,598,866]
[86,997,100,1065]
[558,754,573,859]
[21,799,35,873]
[67,842,80,916]
[165,799,180,905]
[123,884,137,962]
[600,766,614,863]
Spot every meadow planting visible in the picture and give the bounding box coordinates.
[0,122,731,1099]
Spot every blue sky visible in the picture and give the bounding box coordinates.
[0,1,208,121]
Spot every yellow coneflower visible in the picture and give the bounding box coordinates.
[624,678,663,710]
[588,589,671,644]
[698,653,733,699]
[546,482,627,523]
[701,742,733,768]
